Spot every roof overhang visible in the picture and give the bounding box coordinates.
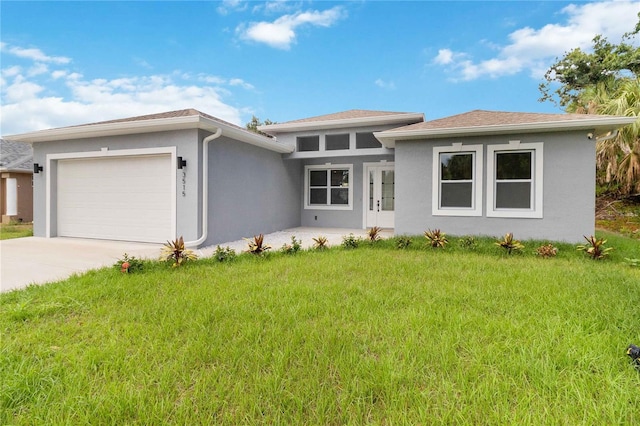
[0,168,33,174]
[258,112,425,134]
[4,115,293,154]
[374,116,638,148]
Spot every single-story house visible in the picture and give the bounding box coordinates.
[0,139,34,224]
[4,108,635,245]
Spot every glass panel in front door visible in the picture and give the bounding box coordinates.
[369,171,375,211]
[381,170,394,211]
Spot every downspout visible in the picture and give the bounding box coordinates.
[184,127,222,248]
[596,129,619,143]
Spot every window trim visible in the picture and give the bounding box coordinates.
[432,144,483,217]
[304,164,353,210]
[487,141,543,218]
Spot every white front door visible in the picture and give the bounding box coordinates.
[364,163,395,228]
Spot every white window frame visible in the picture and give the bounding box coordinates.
[487,141,543,218]
[432,144,483,216]
[304,164,353,210]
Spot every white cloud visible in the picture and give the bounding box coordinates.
[1,42,71,64]
[238,6,346,49]
[434,49,454,65]
[0,45,259,135]
[217,0,248,15]
[27,63,49,77]
[374,78,396,90]
[229,78,255,90]
[434,0,640,81]
[4,76,44,102]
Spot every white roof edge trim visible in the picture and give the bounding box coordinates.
[219,124,293,153]
[374,116,638,148]
[0,168,33,174]
[3,114,293,154]
[257,112,425,133]
[4,115,203,142]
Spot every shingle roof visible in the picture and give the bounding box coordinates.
[0,139,33,172]
[387,109,613,132]
[74,108,247,132]
[278,109,415,125]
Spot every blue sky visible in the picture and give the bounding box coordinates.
[2,0,639,135]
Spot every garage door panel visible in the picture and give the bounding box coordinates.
[57,155,174,243]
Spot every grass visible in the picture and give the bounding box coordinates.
[0,222,33,240]
[1,233,640,424]
[597,197,640,239]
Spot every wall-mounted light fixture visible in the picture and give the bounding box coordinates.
[177,157,187,169]
[33,163,43,174]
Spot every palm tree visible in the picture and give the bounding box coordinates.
[570,79,640,195]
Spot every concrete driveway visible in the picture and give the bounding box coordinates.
[0,228,393,293]
[0,237,162,293]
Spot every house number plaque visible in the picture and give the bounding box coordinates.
[181,171,186,197]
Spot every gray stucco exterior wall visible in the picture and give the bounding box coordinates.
[394,130,596,243]
[205,137,301,246]
[297,155,394,228]
[31,129,202,241]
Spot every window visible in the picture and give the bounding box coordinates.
[305,165,352,209]
[326,133,350,150]
[356,132,382,149]
[297,135,319,152]
[487,141,543,218]
[432,144,483,216]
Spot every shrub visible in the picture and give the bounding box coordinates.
[458,236,477,250]
[424,229,448,248]
[245,234,271,255]
[342,233,360,249]
[161,236,198,267]
[366,226,383,242]
[281,236,302,255]
[395,236,412,249]
[312,236,328,250]
[536,243,558,258]
[214,245,236,262]
[577,235,613,260]
[495,233,524,255]
[115,253,144,273]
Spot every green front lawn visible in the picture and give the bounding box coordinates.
[0,223,33,240]
[1,233,639,424]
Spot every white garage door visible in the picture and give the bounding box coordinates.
[57,155,174,243]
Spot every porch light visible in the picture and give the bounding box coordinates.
[177,157,187,169]
[33,163,43,173]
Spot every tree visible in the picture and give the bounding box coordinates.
[539,13,640,109]
[540,14,640,196]
[573,79,640,195]
[245,115,276,137]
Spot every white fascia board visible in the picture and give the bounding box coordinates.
[4,115,294,154]
[258,113,425,134]
[220,125,294,153]
[374,116,638,148]
[5,115,205,143]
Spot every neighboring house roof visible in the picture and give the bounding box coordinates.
[259,109,425,133]
[0,139,33,173]
[374,110,639,148]
[4,109,293,154]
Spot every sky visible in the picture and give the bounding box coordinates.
[1,0,640,136]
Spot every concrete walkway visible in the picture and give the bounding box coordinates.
[0,228,393,293]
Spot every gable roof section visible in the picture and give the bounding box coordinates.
[0,139,33,172]
[374,110,638,148]
[4,109,293,154]
[258,109,425,133]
